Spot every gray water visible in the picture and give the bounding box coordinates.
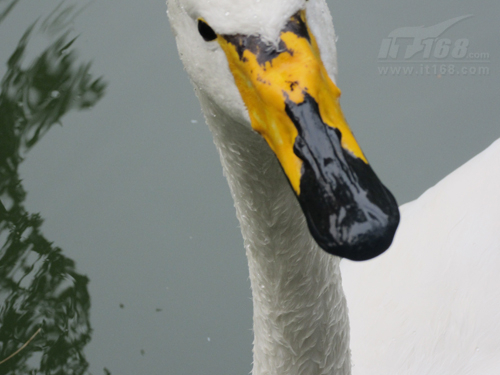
[0,0,498,374]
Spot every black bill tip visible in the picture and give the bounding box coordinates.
[286,93,400,261]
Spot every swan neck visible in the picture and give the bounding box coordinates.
[203,100,351,375]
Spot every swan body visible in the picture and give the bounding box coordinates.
[343,139,500,374]
[167,0,500,373]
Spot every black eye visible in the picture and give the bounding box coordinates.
[198,19,217,42]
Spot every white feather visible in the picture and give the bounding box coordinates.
[167,0,500,373]
[343,138,500,375]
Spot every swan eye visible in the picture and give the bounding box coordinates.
[198,19,217,42]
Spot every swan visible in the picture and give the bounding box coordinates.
[342,138,500,375]
[167,0,500,374]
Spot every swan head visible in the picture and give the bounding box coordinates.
[168,0,400,261]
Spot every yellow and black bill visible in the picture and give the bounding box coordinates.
[217,10,400,261]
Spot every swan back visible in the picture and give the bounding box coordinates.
[342,139,500,374]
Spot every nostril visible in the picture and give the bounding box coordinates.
[334,128,342,141]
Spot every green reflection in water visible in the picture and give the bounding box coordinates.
[0,2,106,373]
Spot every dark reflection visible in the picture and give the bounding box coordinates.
[0,2,106,374]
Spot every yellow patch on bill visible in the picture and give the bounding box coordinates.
[218,9,368,195]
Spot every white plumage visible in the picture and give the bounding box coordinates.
[343,139,500,374]
[167,0,500,373]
